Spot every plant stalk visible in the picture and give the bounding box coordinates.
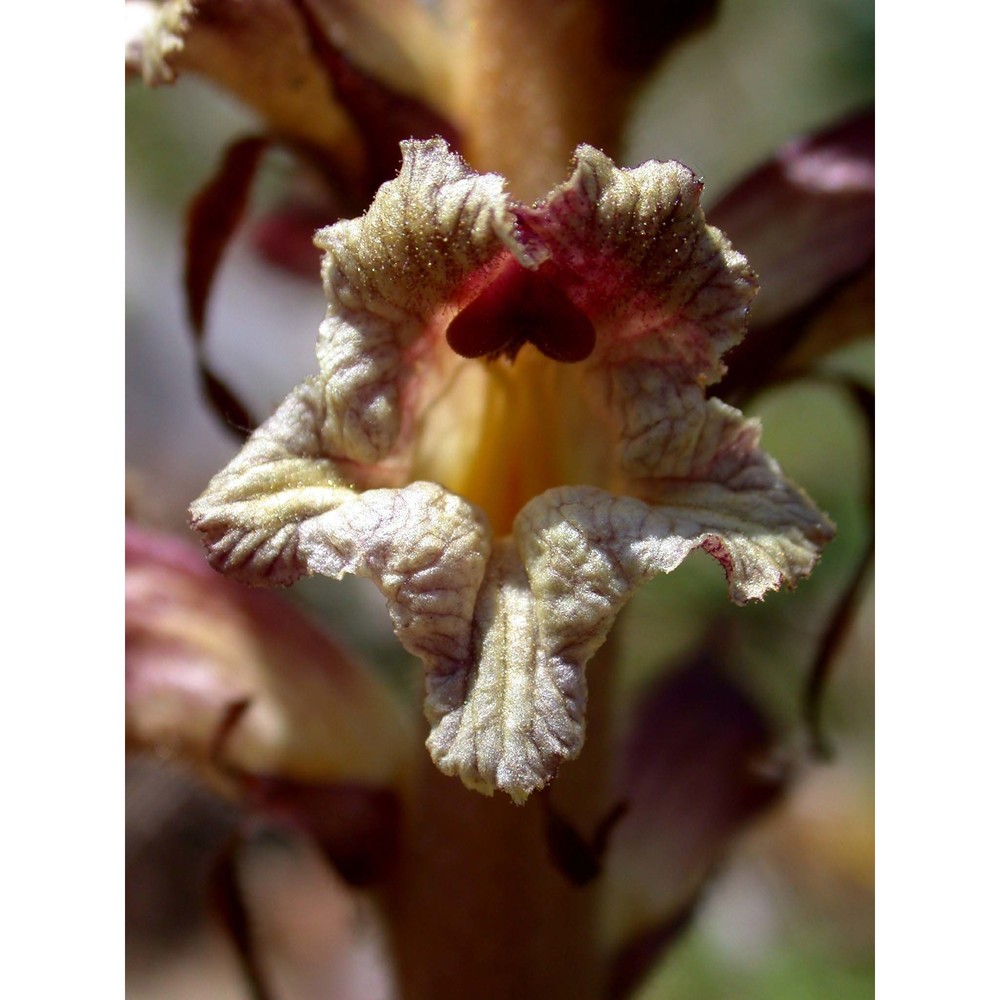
[378,637,620,1000]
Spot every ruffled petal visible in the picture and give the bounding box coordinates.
[424,401,830,801]
[190,382,493,673]
[191,140,833,802]
[513,146,759,483]
[312,137,534,464]
[515,144,758,387]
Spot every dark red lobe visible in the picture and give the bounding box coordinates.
[446,260,596,363]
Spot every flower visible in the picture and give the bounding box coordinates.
[189,138,834,802]
[126,520,412,872]
[125,0,720,201]
[126,521,409,787]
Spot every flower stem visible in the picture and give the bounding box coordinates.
[378,637,619,1000]
[450,0,627,200]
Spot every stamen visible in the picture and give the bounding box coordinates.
[447,259,596,363]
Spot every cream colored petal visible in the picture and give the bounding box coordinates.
[638,400,836,603]
[422,401,832,801]
[190,379,492,642]
[190,378,495,693]
[190,379,355,587]
[424,538,590,803]
[516,145,758,387]
[297,484,493,670]
[312,137,536,463]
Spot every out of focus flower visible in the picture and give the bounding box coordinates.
[125,0,721,198]
[126,521,408,880]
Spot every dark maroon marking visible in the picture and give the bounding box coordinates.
[446,260,596,363]
[700,537,734,580]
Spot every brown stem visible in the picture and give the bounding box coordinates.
[449,0,628,200]
[378,637,620,1000]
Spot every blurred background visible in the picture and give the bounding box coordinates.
[126,0,874,996]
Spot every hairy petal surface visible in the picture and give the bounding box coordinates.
[436,403,828,798]
[192,140,833,800]
[517,145,757,386]
[312,137,532,465]
[428,400,830,800]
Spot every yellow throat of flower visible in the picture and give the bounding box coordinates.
[411,348,615,537]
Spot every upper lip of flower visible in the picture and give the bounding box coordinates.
[189,138,834,803]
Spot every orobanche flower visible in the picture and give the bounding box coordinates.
[191,138,834,802]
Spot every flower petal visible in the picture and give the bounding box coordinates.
[190,377,498,665]
[428,399,829,800]
[125,0,360,164]
[312,137,532,463]
[515,144,758,388]
[708,108,874,330]
[426,395,830,799]
[513,146,761,483]
[126,522,410,788]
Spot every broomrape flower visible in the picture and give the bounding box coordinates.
[189,137,834,803]
[128,6,870,994]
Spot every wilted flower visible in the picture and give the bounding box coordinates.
[189,139,834,802]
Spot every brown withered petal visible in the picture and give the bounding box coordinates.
[709,108,874,331]
[286,0,460,196]
[125,0,363,170]
[598,0,721,73]
[285,0,451,105]
[182,135,271,435]
[127,0,459,205]
[238,779,400,886]
[191,140,833,802]
[126,523,411,789]
[185,135,271,338]
[126,757,242,956]
[606,655,789,997]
